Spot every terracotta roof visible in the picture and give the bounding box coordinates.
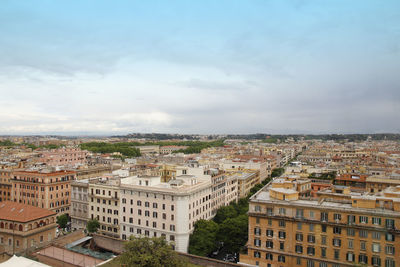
[0,201,55,222]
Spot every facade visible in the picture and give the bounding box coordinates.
[88,178,121,238]
[0,169,13,202]
[240,179,400,267]
[160,146,187,154]
[0,201,57,255]
[71,179,90,230]
[211,173,228,215]
[119,174,212,252]
[11,170,76,214]
[39,147,88,167]
[234,170,260,198]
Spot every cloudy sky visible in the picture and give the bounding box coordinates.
[0,0,399,135]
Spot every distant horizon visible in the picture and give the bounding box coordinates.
[1,132,399,138]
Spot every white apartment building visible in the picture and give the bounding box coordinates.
[119,174,212,252]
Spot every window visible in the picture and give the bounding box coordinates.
[254,239,261,247]
[385,258,395,267]
[254,227,261,235]
[333,227,341,234]
[334,213,341,221]
[372,231,381,240]
[360,241,366,250]
[321,247,326,258]
[296,258,301,265]
[358,254,368,264]
[295,245,303,253]
[309,210,314,219]
[137,200,141,206]
[307,234,315,243]
[296,233,303,241]
[297,222,302,230]
[385,245,395,255]
[347,228,355,236]
[296,209,304,219]
[372,243,381,253]
[279,220,286,227]
[279,207,286,215]
[266,240,273,248]
[307,260,314,267]
[346,252,355,262]
[333,238,341,247]
[359,216,368,224]
[348,239,354,249]
[359,230,368,238]
[267,208,273,216]
[372,217,381,225]
[266,229,273,237]
[279,242,284,250]
[334,250,340,260]
[348,215,356,225]
[307,246,315,256]
[255,205,261,212]
[321,224,327,233]
[309,224,314,232]
[254,251,261,258]
[321,212,328,222]
[385,219,395,229]
[372,256,381,267]
[319,263,327,267]
[278,231,286,239]
[266,253,273,260]
[278,255,285,263]
[385,233,395,241]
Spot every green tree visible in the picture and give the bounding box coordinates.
[217,214,248,253]
[213,205,238,224]
[120,236,187,267]
[86,219,100,233]
[271,167,284,177]
[56,214,68,229]
[188,220,219,256]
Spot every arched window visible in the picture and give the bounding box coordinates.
[0,222,4,228]
[19,225,23,231]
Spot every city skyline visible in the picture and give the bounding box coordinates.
[0,0,399,135]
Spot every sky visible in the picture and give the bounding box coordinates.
[0,0,399,135]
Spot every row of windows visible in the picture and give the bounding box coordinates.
[259,207,396,229]
[253,251,396,267]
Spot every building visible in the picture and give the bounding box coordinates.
[11,170,76,214]
[160,146,187,154]
[38,147,88,167]
[0,201,57,255]
[119,174,212,252]
[88,177,121,238]
[240,180,399,267]
[0,169,13,202]
[71,179,91,230]
[233,170,260,198]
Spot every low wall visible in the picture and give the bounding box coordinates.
[35,253,77,267]
[178,253,244,267]
[92,233,124,254]
[92,234,245,267]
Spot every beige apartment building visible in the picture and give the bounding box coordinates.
[240,179,400,267]
[88,178,121,238]
[11,170,76,214]
[119,174,212,252]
